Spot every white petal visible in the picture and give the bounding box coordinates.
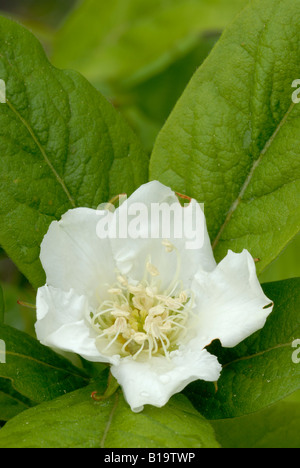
[192,250,274,348]
[40,208,116,304]
[35,286,118,364]
[111,347,221,412]
[110,181,216,290]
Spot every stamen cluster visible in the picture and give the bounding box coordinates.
[87,243,192,360]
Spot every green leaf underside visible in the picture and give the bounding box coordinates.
[150,0,300,274]
[211,390,300,448]
[52,0,249,90]
[0,383,220,448]
[0,324,88,404]
[184,279,300,419]
[0,15,148,288]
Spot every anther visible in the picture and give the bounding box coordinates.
[146,262,160,277]
[108,288,122,295]
[162,239,175,253]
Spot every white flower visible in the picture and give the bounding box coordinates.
[35,181,273,412]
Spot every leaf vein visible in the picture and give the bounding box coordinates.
[100,390,120,448]
[212,102,296,250]
[5,98,76,209]
[1,350,89,381]
[222,341,294,370]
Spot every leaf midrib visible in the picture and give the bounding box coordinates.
[0,350,88,381]
[6,98,76,209]
[100,391,120,448]
[222,341,294,370]
[212,101,296,250]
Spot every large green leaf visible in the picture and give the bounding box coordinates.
[150,0,300,274]
[0,15,148,288]
[0,383,220,448]
[211,390,300,448]
[52,0,248,90]
[185,279,300,419]
[0,324,89,404]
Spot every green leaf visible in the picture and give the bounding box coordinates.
[122,34,220,152]
[0,379,33,422]
[0,15,148,288]
[0,392,29,422]
[52,0,248,90]
[259,234,300,283]
[127,36,220,125]
[150,0,300,274]
[1,281,36,335]
[0,382,220,448]
[0,324,89,404]
[184,279,300,419]
[211,390,300,448]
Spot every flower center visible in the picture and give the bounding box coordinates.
[87,241,193,360]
